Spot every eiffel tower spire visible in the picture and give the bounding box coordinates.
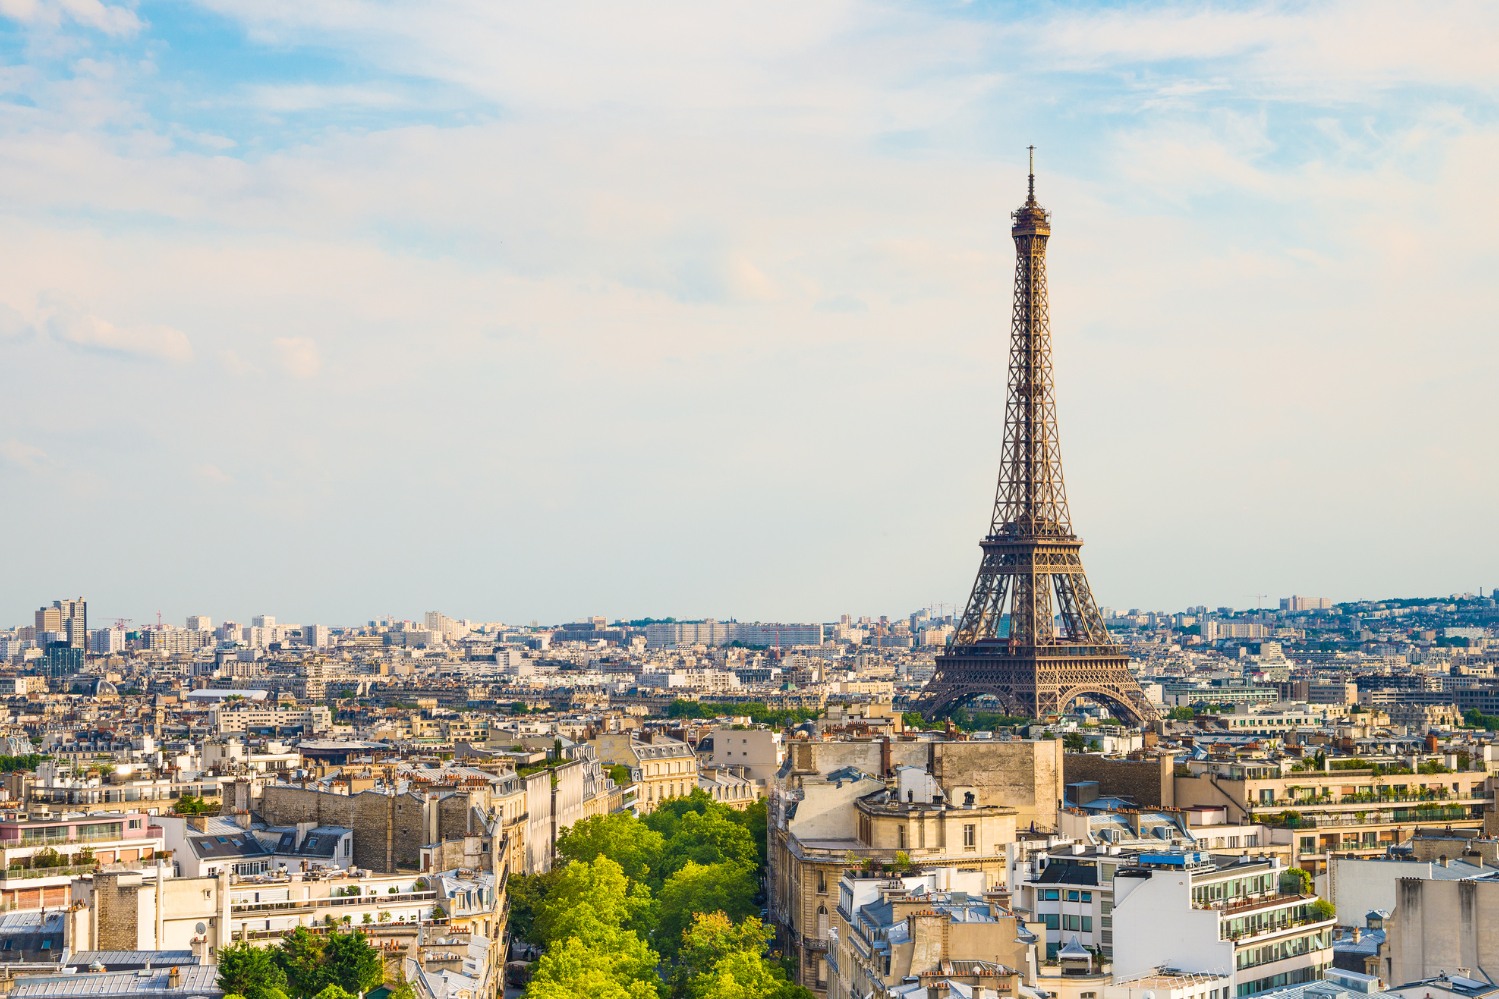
[914,151,1156,726]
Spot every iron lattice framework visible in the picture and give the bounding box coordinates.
[913,151,1157,726]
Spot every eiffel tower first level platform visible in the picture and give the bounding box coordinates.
[911,148,1158,727]
[916,647,1157,725]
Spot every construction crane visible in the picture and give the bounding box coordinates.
[1243,594,1270,612]
[102,617,131,629]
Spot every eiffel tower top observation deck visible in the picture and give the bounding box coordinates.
[912,149,1156,725]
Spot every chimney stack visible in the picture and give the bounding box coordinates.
[168,967,181,989]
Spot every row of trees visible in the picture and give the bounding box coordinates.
[216,926,390,999]
[513,790,809,999]
[664,700,819,728]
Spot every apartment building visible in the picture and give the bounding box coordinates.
[771,767,1019,995]
[591,732,697,814]
[1112,851,1335,998]
[828,868,1035,999]
[698,726,781,781]
[1175,760,1490,874]
[210,702,332,735]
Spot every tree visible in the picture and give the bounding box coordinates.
[1310,898,1336,922]
[1062,732,1087,752]
[312,987,356,999]
[526,934,662,999]
[557,814,666,887]
[656,861,758,957]
[729,799,769,875]
[671,913,810,999]
[508,866,564,944]
[1280,868,1313,896]
[320,932,384,995]
[275,926,327,997]
[217,942,290,999]
[660,808,758,881]
[176,794,213,815]
[535,856,656,945]
[670,912,771,998]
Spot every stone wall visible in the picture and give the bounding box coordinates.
[931,740,1064,833]
[260,785,436,872]
[93,872,141,951]
[1061,753,1174,807]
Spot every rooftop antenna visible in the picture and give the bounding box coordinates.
[1028,145,1035,201]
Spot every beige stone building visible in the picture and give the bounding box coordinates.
[590,732,697,814]
[1384,874,1499,986]
[771,754,1032,995]
[828,868,1037,999]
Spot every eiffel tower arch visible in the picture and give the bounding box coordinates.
[912,150,1157,728]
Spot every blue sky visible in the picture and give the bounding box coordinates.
[2,0,1497,628]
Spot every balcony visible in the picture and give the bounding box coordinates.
[230,890,438,914]
[0,858,160,882]
[1258,806,1481,829]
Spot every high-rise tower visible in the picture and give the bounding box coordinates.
[912,150,1156,725]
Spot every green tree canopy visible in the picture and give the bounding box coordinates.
[660,807,758,880]
[557,813,666,887]
[311,987,356,999]
[655,860,758,957]
[319,929,385,994]
[217,942,290,999]
[1280,868,1313,895]
[535,856,657,945]
[274,926,326,997]
[526,933,662,999]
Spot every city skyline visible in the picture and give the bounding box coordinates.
[3,2,1497,622]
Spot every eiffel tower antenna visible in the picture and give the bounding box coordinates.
[912,150,1157,726]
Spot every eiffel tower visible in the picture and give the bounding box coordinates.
[913,150,1157,726]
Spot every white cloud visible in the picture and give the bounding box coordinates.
[0,0,142,36]
[0,0,1496,621]
[46,309,193,363]
[272,336,321,378]
[0,303,32,339]
[0,439,48,469]
[194,463,233,485]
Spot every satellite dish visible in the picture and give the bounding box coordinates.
[195,922,207,935]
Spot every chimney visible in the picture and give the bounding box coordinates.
[168,967,181,989]
[1352,927,1362,943]
[882,737,893,778]
[186,814,207,833]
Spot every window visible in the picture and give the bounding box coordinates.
[1067,891,1079,902]
[1043,914,1059,930]
[1063,915,1080,931]
[899,826,906,849]
[1043,889,1060,901]
[1080,892,1091,903]
[1081,916,1093,932]
[963,824,975,848]
[817,871,827,894]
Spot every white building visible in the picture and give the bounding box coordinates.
[1111,851,1335,997]
[89,628,125,654]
